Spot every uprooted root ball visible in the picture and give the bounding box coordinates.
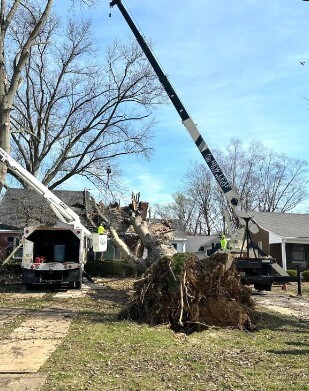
[123,253,256,334]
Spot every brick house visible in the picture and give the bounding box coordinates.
[0,223,21,261]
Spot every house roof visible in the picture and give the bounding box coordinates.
[186,235,218,253]
[149,218,187,240]
[0,188,93,229]
[251,211,309,239]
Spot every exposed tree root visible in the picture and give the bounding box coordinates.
[123,253,257,334]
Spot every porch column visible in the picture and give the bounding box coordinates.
[281,239,287,271]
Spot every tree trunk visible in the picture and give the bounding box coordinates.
[89,197,176,271]
[90,199,140,269]
[0,0,54,193]
[0,105,10,191]
[129,212,176,265]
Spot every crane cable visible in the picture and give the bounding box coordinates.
[108,3,114,100]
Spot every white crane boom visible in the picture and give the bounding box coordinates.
[0,147,91,237]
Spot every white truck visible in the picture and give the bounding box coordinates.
[0,147,107,289]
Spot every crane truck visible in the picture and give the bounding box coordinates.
[110,0,298,291]
[0,147,107,289]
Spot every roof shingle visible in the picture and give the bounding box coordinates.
[0,188,92,229]
[251,211,309,238]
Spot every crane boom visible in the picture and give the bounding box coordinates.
[110,0,258,234]
[0,147,91,236]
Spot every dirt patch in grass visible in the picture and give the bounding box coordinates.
[0,374,47,391]
[253,284,309,322]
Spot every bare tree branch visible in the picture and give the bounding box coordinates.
[8,12,163,192]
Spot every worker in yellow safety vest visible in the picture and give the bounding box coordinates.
[98,223,105,234]
[220,234,227,251]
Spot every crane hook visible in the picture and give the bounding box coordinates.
[106,165,111,189]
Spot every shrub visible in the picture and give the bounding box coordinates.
[85,259,135,277]
[302,270,309,282]
[287,269,297,277]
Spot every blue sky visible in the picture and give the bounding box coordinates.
[57,0,309,207]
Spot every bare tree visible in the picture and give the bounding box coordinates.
[154,162,221,235]
[175,162,220,235]
[217,139,309,213]
[0,0,54,191]
[182,162,220,235]
[154,194,198,234]
[0,0,99,192]
[8,9,163,190]
[156,139,309,235]
[215,139,263,212]
[257,152,308,212]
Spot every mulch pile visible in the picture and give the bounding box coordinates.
[124,253,257,334]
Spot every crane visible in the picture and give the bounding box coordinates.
[109,0,259,236]
[108,1,302,291]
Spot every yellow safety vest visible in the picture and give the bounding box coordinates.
[98,225,105,234]
[220,238,227,250]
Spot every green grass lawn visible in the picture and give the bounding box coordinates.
[0,280,308,391]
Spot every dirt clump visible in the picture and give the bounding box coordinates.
[123,253,256,334]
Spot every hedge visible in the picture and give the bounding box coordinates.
[287,269,297,277]
[85,259,135,277]
[302,270,309,282]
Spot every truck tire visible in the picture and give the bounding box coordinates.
[74,273,83,289]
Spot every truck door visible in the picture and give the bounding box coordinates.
[22,239,34,266]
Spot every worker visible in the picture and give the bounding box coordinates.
[220,234,228,251]
[98,223,105,235]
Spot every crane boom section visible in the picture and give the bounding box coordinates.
[110,0,258,233]
[0,147,88,233]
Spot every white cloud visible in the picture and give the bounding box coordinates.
[121,164,174,206]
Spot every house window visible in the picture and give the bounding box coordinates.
[8,237,22,259]
[198,246,205,252]
[291,244,305,261]
[171,243,177,250]
[258,241,263,250]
